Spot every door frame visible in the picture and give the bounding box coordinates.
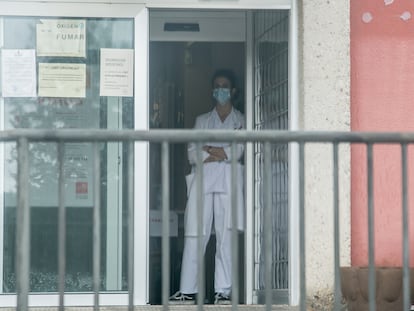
[0,1,147,307]
[145,0,299,306]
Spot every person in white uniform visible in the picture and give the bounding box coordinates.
[170,69,245,305]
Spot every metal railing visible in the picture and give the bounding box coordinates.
[6,129,414,311]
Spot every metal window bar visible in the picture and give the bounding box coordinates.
[9,129,414,310]
[253,9,290,297]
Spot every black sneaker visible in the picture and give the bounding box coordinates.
[214,292,231,305]
[169,291,196,304]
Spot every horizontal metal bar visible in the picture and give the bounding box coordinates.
[2,129,414,144]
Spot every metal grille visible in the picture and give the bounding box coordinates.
[6,129,414,311]
[253,10,290,302]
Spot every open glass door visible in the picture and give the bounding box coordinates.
[253,10,290,304]
[148,9,246,304]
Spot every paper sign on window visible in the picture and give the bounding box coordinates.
[38,63,86,98]
[1,49,37,97]
[36,19,86,57]
[100,48,134,97]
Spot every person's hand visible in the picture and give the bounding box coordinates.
[203,145,227,162]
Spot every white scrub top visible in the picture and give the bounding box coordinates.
[184,107,245,236]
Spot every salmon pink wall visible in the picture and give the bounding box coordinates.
[351,1,414,266]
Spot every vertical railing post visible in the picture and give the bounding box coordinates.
[196,142,205,310]
[231,143,239,310]
[16,137,30,311]
[264,142,272,311]
[57,142,66,311]
[333,143,341,310]
[93,142,101,311]
[367,143,376,311]
[128,141,135,311]
[401,143,410,311]
[299,142,306,311]
[161,142,170,309]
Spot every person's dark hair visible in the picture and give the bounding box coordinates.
[211,69,236,89]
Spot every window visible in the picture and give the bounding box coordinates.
[0,16,134,292]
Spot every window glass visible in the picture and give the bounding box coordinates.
[0,16,134,292]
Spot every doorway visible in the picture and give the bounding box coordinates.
[147,9,290,305]
[148,40,245,304]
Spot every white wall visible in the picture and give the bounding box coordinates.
[299,0,351,303]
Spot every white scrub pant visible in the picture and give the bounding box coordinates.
[180,192,232,295]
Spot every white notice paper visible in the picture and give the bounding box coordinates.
[36,19,86,57]
[38,63,86,98]
[1,49,37,97]
[149,210,178,237]
[100,48,134,97]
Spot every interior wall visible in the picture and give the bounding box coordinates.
[183,42,246,130]
[149,41,244,210]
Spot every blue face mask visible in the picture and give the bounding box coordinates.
[213,88,231,105]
